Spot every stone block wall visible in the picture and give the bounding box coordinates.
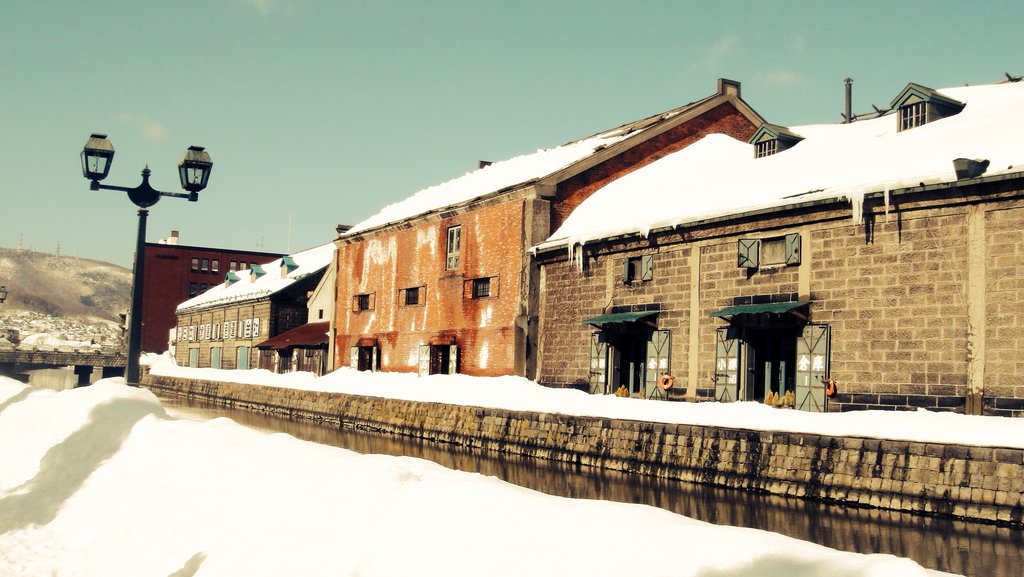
[145,375,1024,526]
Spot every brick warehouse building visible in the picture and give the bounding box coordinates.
[174,244,333,371]
[141,231,283,353]
[533,79,1024,417]
[333,79,764,379]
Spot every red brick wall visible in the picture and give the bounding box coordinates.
[335,201,525,376]
[142,244,283,353]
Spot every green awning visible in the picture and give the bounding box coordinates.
[583,311,658,326]
[710,300,811,318]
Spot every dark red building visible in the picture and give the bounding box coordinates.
[140,231,283,353]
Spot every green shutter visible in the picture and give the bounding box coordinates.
[623,258,632,284]
[785,233,802,266]
[644,330,671,400]
[641,255,654,282]
[714,328,740,402]
[738,239,760,269]
[795,324,830,412]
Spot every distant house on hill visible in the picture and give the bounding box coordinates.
[174,243,334,373]
[333,79,764,379]
[532,78,1024,417]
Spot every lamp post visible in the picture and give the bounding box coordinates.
[80,134,213,385]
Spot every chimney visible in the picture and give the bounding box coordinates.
[478,160,492,169]
[717,78,741,98]
[844,78,853,124]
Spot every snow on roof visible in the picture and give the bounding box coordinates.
[176,243,334,312]
[343,93,724,236]
[539,81,1024,252]
[344,131,633,235]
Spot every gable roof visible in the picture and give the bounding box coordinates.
[176,243,335,313]
[343,80,762,237]
[536,80,1024,253]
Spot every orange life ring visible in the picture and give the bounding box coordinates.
[825,378,837,398]
[659,373,675,390]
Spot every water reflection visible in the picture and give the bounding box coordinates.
[161,394,1021,577]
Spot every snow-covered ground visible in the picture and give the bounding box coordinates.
[0,376,957,577]
[147,354,1024,450]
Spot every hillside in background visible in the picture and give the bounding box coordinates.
[0,248,130,344]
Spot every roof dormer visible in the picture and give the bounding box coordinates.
[890,83,965,132]
[280,255,298,278]
[224,271,240,287]
[749,123,804,158]
[249,263,266,282]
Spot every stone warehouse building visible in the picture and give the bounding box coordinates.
[533,79,1024,417]
[174,244,334,372]
[140,230,284,354]
[333,79,764,379]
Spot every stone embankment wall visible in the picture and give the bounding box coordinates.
[144,375,1024,526]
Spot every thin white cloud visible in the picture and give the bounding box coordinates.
[703,35,739,70]
[117,113,169,142]
[755,69,805,88]
[242,0,277,16]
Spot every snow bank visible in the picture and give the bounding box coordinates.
[0,377,951,577]
[146,356,1024,450]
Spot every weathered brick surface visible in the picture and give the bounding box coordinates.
[537,182,1024,415]
[145,375,1024,526]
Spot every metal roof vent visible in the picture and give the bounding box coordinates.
[953,158,989,180]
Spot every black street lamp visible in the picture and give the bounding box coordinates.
[80,133,213,385]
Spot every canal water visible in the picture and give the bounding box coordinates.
[157,393,1022,577]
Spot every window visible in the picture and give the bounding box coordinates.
[190,258,199,272]
[188,282,198,297]
[318,309,324,320]
[353,293,375,312]
[472,277,490,298]
[401,286,424,306]
[230,320,237,339]
[899,101,926,131]
[755,139,777,158]
[199,283,208,293]
[464,277,498,299]
[445,225,461,270]
[229,261,238,272]
[211,259,220,273]
[738,234,801,269]
[623,255,654,283]
[201,258,210,272]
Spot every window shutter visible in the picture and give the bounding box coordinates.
[714,328,741,402]
[253,318,260,338]
[738,239,760,269]
[644,330,671,399]
[641,255,654,281]
[417,345,430,377]
[349,346,359,370]
[588,333,608,395]
[785,234,802,266]
[795,324,830,413]
[448,345,459,375]
[623,258,632,283]
[371,346,378,372]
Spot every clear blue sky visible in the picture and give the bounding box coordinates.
[1,1,1021,268]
